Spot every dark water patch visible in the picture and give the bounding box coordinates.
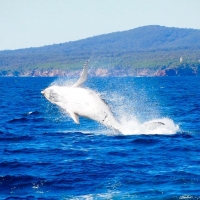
[107,151,129,157]
[0,134,33,142]
[169,145,200,152]
[0,174,37,189]
[176,132,195,139]
[7,117,28,123]
[0,161,50,168]
[131,137,160,146]
[7,117,45,124]
[3,147,48,154]
[0,175,53,198]
[43,131,85,137]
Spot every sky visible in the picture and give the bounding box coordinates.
[0,0,200,50]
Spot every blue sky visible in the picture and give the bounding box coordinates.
[0,0,200,50]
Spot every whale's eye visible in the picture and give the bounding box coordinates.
[50,91,59,102]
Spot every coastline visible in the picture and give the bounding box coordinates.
[0,65,199,77]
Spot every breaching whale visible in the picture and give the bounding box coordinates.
[41,61,123,133]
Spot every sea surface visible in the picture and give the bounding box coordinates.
[0,76,200,200]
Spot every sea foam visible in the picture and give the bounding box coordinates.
[119,116,179,135]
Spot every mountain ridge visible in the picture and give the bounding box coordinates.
[0,25,200,76]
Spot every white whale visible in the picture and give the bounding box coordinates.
[41,61,123,133]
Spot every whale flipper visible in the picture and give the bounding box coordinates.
[72,60,89,88]
[67,109,80,124]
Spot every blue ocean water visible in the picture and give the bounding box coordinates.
[0,76,200,199]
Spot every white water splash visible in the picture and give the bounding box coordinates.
[119,116,179,135]
[51,77,77,87]
[101,90,179,135]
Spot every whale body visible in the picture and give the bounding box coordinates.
[41,61,122,133]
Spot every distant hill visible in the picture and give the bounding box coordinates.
[0,25,200,76]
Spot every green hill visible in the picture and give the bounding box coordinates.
[0,25,200,76]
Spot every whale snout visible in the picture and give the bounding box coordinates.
[41,89,48,99]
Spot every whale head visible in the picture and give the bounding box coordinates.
[42,60,89,104]
[41,86,63,104]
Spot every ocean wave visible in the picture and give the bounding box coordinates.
[0,174,36,187]
[0,134,33,142]
[7,117,44,124]
[3,147,44,154]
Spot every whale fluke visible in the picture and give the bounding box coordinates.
[72,60,89,88]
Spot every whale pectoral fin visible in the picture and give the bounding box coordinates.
[67,110,80,124]
[72,60,89,88]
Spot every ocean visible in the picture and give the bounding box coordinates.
[0,76,200,199]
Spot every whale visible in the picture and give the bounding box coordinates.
[41,61,123,133]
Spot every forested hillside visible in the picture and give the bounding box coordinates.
[0,25,200,76]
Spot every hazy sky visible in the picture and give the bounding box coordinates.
[0,0,200,50]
